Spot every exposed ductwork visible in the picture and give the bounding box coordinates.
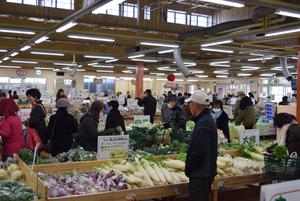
[280,58,292,81]
[178,6,276,40]
[173,48,192,78]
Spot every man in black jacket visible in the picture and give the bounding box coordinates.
[164,95,186,130]
[185,90,218,201]
[138,89,157,123]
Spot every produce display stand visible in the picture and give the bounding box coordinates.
[16,155,46,201]
[211,173,270,201]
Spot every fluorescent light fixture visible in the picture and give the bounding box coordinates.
[126,66,149,70]
[216,75,228,78]
[35,67,54,70]
[176,79,184,82]
[174,73,184,76]
[143,78,152,81]
[128,54,145,59]
[10,52,19,57]
[31,51,64,56]
[76,69,86,72]
[88,63,98,66]
[260,73,275,77]
[100,76,116,79]
[276,10,300,19]
[201,47,234,53]
[248,57,273,61]
[157,67,176,71]
[192,70,204,74]
[0,49,7,52]
[92,0,125,14]
[84,55,114,60]
[122,70,133,74]
[200,0,244,7]
[96,70,114,73]
[184,62,197,67]
[237,73,252,77]
[12,60,38,64]
[150,73,166,76]
[120,77,134,80]
[201,39,233,47]
[3,57,10,61]
[209,61,230,67]
[34,36,49,44]
[271,66,294,71]
[250,53,264,56]
[196,75,209,78]
[0,28,35,35]
[68,34,115,42]
[140,41,179,48]
[213,71,229,75]
[53,68,60,72]
[92,65,114,68]
[158,49,174,54]
[156,78,167,81]
[291,72,298,75]
[292,56,298,60]
[0,65,21,69]
[20,45,31,51]
[0,61,2,64]
[105,59,118,63]
[241,66,261,71]
[54,62,74,66]
[56,21,77,33]
[62,67,71,70]
[265,27,300,37]
[131,59,158,63]
[187,80,198,82]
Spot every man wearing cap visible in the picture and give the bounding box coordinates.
[163,94,186,130]
[185,90,218,201]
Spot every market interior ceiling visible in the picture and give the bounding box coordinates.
[0,0,299,79]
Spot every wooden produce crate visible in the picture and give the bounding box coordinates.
[17,155,48,200]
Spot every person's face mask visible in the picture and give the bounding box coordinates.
[213,108,221,113]
[167,103,172,109]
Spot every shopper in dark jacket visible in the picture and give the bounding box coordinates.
[77,100,105,152]
[279,96,289,105]
[105,100,126,132]
[26,88,48,144]
[138,89,157,123]
[211,100,230,142]
[163,95,186,130]
[267,113,300,154]
[235,96,256,129]
[46,98,78,156]
[185,90,217,201]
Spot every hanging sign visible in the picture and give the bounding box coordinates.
[97,135,129,160]
[133,115,150,125]
[239,129,260,145]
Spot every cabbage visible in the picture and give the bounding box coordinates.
[7,164,19,174]
[229,123,245,139]
[186,121,195,131]
[0,169,8,180]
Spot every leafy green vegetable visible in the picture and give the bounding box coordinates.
[271,145,288,162]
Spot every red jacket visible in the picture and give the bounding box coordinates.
[0,115,24,158]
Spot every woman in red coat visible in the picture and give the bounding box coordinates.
[0,99,24,159]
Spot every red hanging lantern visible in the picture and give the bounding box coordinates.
[167,74,175,81]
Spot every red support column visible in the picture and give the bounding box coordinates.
[135,61,144,98]
[297,45,300,122]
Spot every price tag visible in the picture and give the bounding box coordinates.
[18,109,31,121]
[97,135,129,160]
[239,129,260,145]
[127,99,137,106]
[133,115,150,125]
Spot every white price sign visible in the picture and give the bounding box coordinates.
[97,135,129,160]
[18,109,31,121]
[260,179,300,201]
[133,115,150,125]
[239,129,260,145]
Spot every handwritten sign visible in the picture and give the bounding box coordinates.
[239,129,260,145]
[18,109,31,121]
[97,135,129,160]
[260,179,300,201]
[133,115,150,125]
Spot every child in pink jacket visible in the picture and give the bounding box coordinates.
[0,98,24,159]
